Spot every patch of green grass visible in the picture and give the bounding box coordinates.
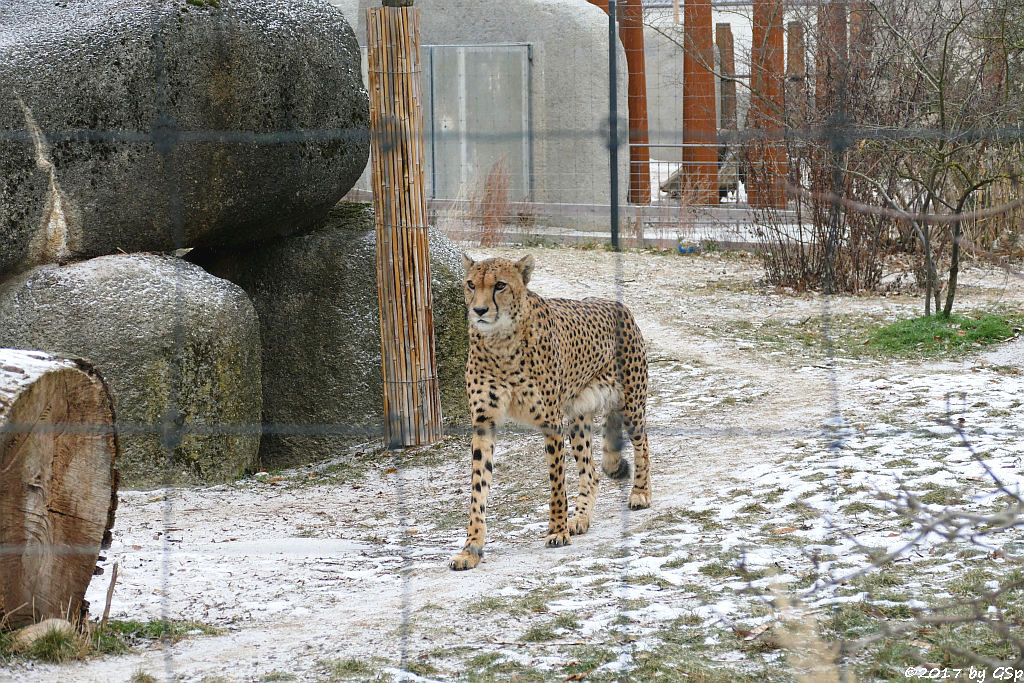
[24,627,84,663]
[466,595,509,613]
[884,457,917,468]
[508,583,572,615]
[466,651,503,669]
[924,612,1020,664]
[841,501,885,515]
[876,602,914,619]
[624,573,677,589]
[622,598,650,610]
[660,556,690,570]
[100,619,218,650]
[553,613,580,630]
[561,645,618,677]
[948,567,994,597]
[823,603,882,640]
[917,485,965,505]
[739,502,770,514]
[260,673,297,682]
[699,561,735,578]
[0,618,217,665]
[321,657,380,681]
[858,639,927,681]
[405,658,439,677]
[0,629,14,663]
[465,655,548,682]
[629,643,774,681]
[851,567,905,592]
[130,673,159,683]
[865,313,1022,357]
[645,507,722,531]
[522,622,557,642]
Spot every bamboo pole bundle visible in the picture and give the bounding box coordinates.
[366,3,442,448]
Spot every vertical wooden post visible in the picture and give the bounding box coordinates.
[748,0,788,209]
[816,0,848,115]
[848,1,871,82]
[786,21,807,124]
[366,2,442,448]
[715,23,737,132]
[619,0,651,205]
[682,0,718,204]
[587,0,651,205]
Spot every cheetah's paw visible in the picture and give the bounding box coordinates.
[449,545,483,570]
[568,514,591,535]
[545,531,571,547]
[628,489,651,509]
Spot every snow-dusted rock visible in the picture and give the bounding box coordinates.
[0,0,369,278]
[191,202,468,468]
[0,254,262,488]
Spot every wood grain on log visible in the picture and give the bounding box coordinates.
[0,349,118,630]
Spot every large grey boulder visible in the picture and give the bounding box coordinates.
[191,202,468,468]
[0,255,262,488]
[0,0,369,278]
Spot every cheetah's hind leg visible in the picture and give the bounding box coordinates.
[601,410,631,480]
[568,412,597,535]
[625,415,651,510]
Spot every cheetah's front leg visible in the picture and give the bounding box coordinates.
[542,424,571,548]
[450,411,497,570]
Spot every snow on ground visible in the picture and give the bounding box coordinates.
[4,247,1023,682]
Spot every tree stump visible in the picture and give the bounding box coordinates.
[0,349,119,630]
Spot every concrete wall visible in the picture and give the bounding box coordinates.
[332,0,629,215]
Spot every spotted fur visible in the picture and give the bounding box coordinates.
[449,254,651,571]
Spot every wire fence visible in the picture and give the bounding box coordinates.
[1,0,1024,680]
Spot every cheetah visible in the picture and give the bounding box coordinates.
[449,254,650,571]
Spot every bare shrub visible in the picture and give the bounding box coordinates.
[474,158,511,247]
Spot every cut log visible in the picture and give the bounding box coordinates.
[0,349,118,630]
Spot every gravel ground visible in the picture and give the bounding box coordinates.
[5,246,1024,682]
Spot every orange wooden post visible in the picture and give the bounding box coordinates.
[682,0,718,204]
[620,0,651,204]
[366,1,442,448]
[786,21,807,124]
[786,22,805,81]
[816,0,848,115]
[587,0,651,204]
[716,23,737,132]
[848,1,871,82]
[748,0,788,209]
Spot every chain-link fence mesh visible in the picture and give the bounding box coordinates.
[1,0,1023,680]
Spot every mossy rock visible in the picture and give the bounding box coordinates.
[192,202,468,468]
[0,254,262,488]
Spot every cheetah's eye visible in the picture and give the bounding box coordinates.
[494,281,507,291]
[466,281,475,290]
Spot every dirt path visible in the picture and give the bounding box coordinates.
[7,247,1023,682]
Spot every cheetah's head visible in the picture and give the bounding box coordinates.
[462,254,534,335]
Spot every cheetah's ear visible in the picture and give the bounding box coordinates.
[516,255,535,285]
[462,253,475,273]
